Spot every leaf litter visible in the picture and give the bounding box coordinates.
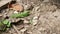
[1,0,60,34]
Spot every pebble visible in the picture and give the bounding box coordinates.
[14,10,18,14]
[32,20,38,25]
[32,16,38,25]
[33,16,38,20]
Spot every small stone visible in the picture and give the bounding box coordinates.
[32,16,38,25]
[14,11,18,14]
[33,16,38,20]
[32,20,38,25]
[27,31,32,34]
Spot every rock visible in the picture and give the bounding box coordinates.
[33,16,38,20]
[0,0,12,7]
[32,16,38,25]
[32,20,38,25]
[14,10,18,14]
[27,31,32,34]
[0,0,15,11]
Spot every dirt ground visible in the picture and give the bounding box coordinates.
[1,0,60,34]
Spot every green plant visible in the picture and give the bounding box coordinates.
[2,20,11,27]
[10,10,30,18]
[0,19,11,31]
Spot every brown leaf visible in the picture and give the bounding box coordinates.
[8,4,24,12]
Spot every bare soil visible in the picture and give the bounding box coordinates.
[1,0,60,34]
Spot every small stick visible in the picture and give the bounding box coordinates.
[12,25,20,34]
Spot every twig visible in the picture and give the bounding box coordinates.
[12,25,20,34]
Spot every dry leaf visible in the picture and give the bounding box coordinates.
[8,4,24,12]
